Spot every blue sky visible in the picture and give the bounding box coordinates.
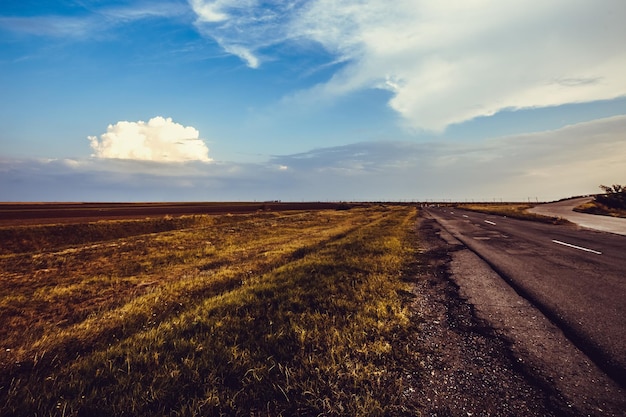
[1,0,625,202]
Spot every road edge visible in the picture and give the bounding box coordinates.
[422,211,626,416]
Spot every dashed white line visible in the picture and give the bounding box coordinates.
[484,220,497,225]
[462,215,469,218]
[552,239,602,255]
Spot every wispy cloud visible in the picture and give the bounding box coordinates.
[189,0,303,68]
[0,16,94,38]
[98,2,190,21]
[189,0,626,131]
[0,2,189,39]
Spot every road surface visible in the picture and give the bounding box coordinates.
[529,197,626,236]
[424,207,626,387]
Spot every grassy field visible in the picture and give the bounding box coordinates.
[0,206,423,416]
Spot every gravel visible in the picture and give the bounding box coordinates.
[401,218,575,416]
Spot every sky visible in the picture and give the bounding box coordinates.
[1,0,625,202]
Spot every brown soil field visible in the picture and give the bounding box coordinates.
[0,202,361,226]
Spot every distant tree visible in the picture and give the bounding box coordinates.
[596,184,626,209]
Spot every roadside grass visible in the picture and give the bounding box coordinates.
[1,206,422,416]
[454,203,569,224]
[574,200,626,218]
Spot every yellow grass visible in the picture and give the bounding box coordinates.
[1,206,422,416]
[574,200,626,218]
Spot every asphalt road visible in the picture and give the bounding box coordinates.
[529,197,626,236]
[424,207,626,387]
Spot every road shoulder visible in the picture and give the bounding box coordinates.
[422,215,626,416]
[409,217,572,416]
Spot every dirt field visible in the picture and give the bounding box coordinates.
[0,202,361,226]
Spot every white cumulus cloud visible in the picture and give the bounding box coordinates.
[189,0,626,131]
[89,116,212,163]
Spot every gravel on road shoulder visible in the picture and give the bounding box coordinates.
[405,217,576,416]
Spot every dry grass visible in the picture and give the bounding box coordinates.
[0,206,423,416]
[574,201,626,218]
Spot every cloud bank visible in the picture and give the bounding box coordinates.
[271,115,626,201]
[3,115,625,202]
[88,116,211,162]
[189,0,626,131]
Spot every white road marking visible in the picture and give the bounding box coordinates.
[484,220,497,225]
[552,239,602,255]
[462,215,469,218]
